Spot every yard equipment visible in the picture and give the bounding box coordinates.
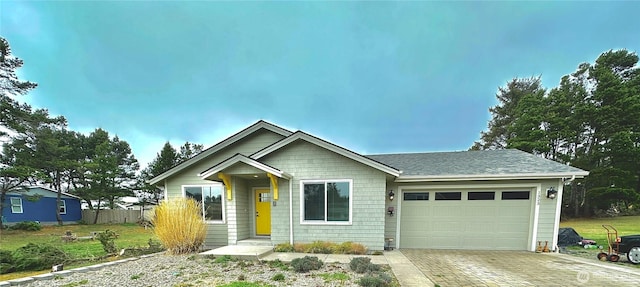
[597,225,621,262]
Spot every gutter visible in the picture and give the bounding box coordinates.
[395,172,589,183]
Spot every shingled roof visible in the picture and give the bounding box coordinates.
[366,149,588,178]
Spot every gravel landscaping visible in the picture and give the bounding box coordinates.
[17,253,396,287]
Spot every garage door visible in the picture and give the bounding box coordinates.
[400,190,532,250]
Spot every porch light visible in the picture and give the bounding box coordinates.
[546,187,558,199]
[388,190,395,201]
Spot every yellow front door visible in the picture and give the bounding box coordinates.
[255,189,271,236]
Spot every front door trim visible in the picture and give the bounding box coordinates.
[253,187,271,236]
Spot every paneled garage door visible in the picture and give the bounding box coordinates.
[400,190,533,250]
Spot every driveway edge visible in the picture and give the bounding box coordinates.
[384,250,435,287]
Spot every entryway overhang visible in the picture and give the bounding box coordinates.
[198,153,291,200]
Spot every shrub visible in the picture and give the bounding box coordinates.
[350,257,380,274]
[272,273,285,281]
[349,243,367,255]
[266,259,289,271]
[12,243,70,271]
[333,241,367,254]
[8,221,41,231]
[273,243,294,252]
[358,271,392,287]
[215,255,232,263]
[293,243,306,253]
[0,250,15,274]
[291,256,323,273]
[151,198,207,254]
[96,229,119,254]
[305,241,333,254]
[285,241,368,254]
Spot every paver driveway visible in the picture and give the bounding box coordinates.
[402,249,640,287]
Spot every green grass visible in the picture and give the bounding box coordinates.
[0,223,157,280]
[560,215,640,245]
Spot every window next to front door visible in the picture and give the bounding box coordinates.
[183,185,225,223]
[300,179,352,225]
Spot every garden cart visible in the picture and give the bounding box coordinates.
[597,224,620,262]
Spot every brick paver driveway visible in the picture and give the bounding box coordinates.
[402,249,640,287]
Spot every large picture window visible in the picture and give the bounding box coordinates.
[10,198,23,213]
[184,185,224,222]
[301,180,351,223]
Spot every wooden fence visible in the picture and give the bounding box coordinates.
[81,209,154,224]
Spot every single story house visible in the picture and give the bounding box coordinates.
[149,121,588,251]
[2,186,82,225]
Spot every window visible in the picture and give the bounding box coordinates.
[10,198,23,213]
[404,192,429,201]
[502,191,530,200]
[59,200,67,214]
[301,180,351,223]
[468,192,495,200]
[435,192,461,200]
[184,185,224,222]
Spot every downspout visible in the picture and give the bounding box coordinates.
[289,178,293,245]
[164,180,168,200]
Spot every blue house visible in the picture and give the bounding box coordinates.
[2,186,82,225]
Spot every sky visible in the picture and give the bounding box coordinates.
[1,1,639,168]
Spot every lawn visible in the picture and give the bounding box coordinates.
[560,215,640,245]
[0,223,157,281]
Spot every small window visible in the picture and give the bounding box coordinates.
[404,192,429,201]
[468,192,495,200]
[435,192,461,200]
[502,191,530,200]
[10,198,23,213]
[59,200,67,214]
[259,192,271,202]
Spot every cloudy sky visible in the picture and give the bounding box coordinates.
[2,1,638,167]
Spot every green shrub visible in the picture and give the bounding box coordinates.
[272,273,285,281]
[215,255,232,263]
[12,243,70,271]
[8,221,41,231]
[273,243,294,252]
[96,230,119,254]
[151,198,206,254]
[291,256,323,273]
[350,257,380,274]
[266,259,289,271]
[0,250,14,274]
[358,271,392,287]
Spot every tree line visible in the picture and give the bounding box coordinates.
[473,49,640,217]
[0,37,201,226]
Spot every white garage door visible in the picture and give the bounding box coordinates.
[400,190,533,250]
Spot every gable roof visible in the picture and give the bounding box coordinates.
[199,153,291,180]
[366,149,589,181]
[149,120,292,185]
[251,131,402,177]
[9,186,82,200]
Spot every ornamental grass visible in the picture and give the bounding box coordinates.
[152,198,206,254]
